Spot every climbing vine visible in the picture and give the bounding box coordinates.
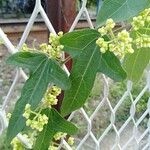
[5,0,150,149]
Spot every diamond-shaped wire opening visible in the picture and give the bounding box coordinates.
[135,92,149,122]
[100,128,118,150]
[118,121,137,148]
[71,110,89,142]
[114,96,132,129]
[135,117,150,149]
[78,135,98,150]
[91,101,111,139]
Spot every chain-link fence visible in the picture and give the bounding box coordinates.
[0,0,150,149]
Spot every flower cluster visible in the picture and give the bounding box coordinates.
[23,104,48,132]
[48,146,58,150]
[40,32,64,59]
[11,136,25,150]
[96,19,134,58]
[11,132,36,150]
[54,132,67,141]
[135,35,150,48]
[43,86,61,108]
[48,133,74,149]
[67,137,75,145]
[132,8,150,31]
[132,16,145,31]
[96,38,108,53]
[132,8,150,48]
[7,113,12,120]
[98,18,115,36]
[21,43,33,51]
[110,30,134,56]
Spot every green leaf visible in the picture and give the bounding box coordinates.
[6,51,46,71]
[96,0,150,27]
[7,52,71,142]
[98,51,127,81]
[123,47,150,82]
[60,29,127,116]
[34,108,78,150]
[61,29,126,81]
[61,40,101,116]
[60,29,100,57]
[7,52,70,90]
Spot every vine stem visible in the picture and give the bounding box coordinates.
[62,55,72,65]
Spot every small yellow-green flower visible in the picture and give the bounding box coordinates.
[43,86,61,108]
[132,8,150,31]
[135,35,150,48]
[98,18,115,36]
[23,104,31,119]
[21,43,32,52]
[23,104,48,132]
[50,86,61,96]
[132,16,145,30]
[11,134,29,150]
[96,38,108,53]
[97,19,134,58]
[48,146,58,150]
[98,27,107,36]
[54,132,67,141]
[105,18,116,29]
[67,137,75,145]
[7,113,12,120]
[29,114,48,132]
[117,30,132,43]
[11,133,36,150]
[40,32,64,59]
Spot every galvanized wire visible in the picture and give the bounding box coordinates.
[0,0,149,149]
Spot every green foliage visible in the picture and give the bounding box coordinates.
[60,29,126,82]
[96,0,150,27]
[60,29,126,116]
[60,29,100,57]
[7,52,71,142]
[123,22,150,82]
[4,1,150,149]
[61,37,101,116]
[98,51,127,81]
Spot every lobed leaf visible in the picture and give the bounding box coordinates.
[61,40,101,116]
[60,29,100,57]
[7,52,70,142]
[61,29,127,116]
[96,0,150,27]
